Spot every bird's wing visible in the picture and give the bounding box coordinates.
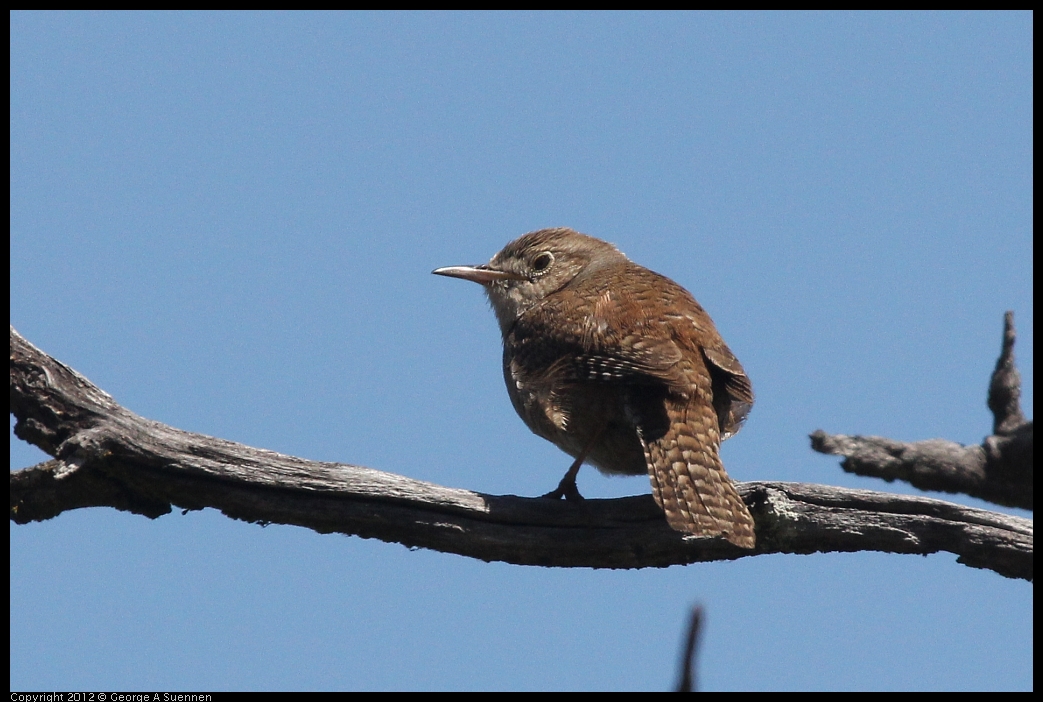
[701,344,754,439]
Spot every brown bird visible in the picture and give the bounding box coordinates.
[433,227,755,548]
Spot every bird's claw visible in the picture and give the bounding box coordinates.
[541,478,585,502]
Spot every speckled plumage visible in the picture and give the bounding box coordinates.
[435,228,755,548]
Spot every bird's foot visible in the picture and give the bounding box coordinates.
[541,476,585,502]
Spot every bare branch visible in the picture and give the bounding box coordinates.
[989,311,1026,436]
[811,312,1032,510]
[676,605,704,692]
[10,326,1033,581]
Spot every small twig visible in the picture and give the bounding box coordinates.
[676,605,704,692]
[988,311,1026,436]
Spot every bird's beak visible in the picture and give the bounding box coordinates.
[432,265,525,285]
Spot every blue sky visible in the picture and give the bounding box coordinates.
[10,11,1032,691]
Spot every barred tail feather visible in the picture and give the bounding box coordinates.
[640,399,755,549]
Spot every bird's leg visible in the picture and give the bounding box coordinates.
[541,425,606,501]
[541,453,587,501]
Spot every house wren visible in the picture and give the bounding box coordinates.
[433,227,755,548]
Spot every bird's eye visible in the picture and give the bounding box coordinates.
[531,251,554,274]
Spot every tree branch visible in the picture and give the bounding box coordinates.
[10,326,1033,581]
[676,605,704,692]
[810,312,1032,510]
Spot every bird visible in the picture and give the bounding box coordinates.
[433,227,756,548]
